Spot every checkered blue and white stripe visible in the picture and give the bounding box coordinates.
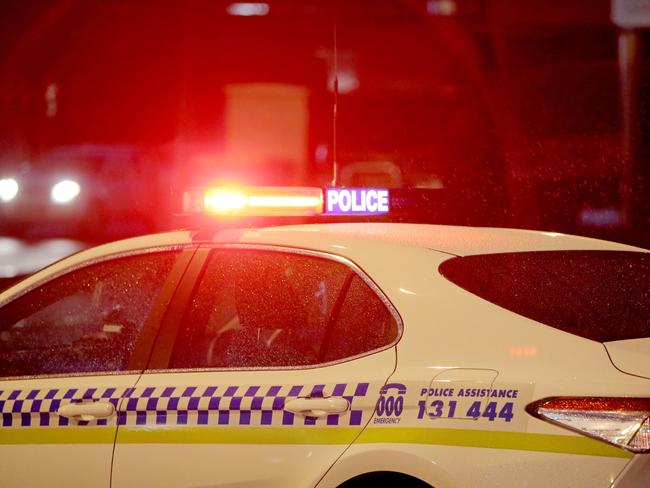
[0,386,128,427]
[0,383,370,428]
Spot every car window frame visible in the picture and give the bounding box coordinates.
[0,244,197,380]
[146,243,404,372]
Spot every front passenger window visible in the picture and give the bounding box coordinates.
[0,251,178,377]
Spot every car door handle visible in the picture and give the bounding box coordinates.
[283,397,350,417]
[57,402,115,421]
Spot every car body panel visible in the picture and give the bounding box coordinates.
[604,338,650,379]
[316,443,632,488]
[0,374,141,488]
[0,223,647,487]
[215,223,645,255]
[111,353,396,488]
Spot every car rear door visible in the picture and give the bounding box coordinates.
[111,245,401,488]
[0,247,193,488]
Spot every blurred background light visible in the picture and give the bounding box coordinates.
[226,3,270,17]
[51,179,80,204]
[0,178,18,202]
[427,0,458,16]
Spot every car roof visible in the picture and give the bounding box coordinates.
[218,223,646,256]
[1,223,645,302]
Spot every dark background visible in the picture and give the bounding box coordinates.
[0,0,648,255]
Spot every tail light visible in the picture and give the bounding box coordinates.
[526,397,650,453]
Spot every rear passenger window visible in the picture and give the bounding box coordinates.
[170,248,399,369]
[322,275,398,362]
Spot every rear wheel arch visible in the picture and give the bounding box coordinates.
[337,471,433,488]
[317,447,449,488]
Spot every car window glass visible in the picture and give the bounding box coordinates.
[171,248,400,370]
[0,251,178,377]
[171,249,349,368]
[322,274,399,362]
[439,251,650,342]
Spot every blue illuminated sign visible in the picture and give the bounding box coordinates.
[325,188,390,215]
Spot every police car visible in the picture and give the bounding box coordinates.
[0,186,648,488]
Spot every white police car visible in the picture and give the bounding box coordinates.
[0,187,648,488]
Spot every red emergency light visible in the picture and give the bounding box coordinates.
[183,186,324,216]
[182,186,392,217]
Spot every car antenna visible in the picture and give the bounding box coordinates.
[331,20,339,187]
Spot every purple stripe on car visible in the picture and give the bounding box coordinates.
[354,383,369,396]
[177,411,188,425]
[156,411,166,425]
[245,386,260,397]
[218,411,229,425]
[142,387,155,398]
[182,387,196,397]
[282,411,294,426]
[198,410,209,425]
[83,388,97,399]
[309,385,326,398]
[136,412,147,425]
[102,388,116,398]
[349,410,362,426]
[117,411,127,426]
[203,386,218,397]
[20,413,30,427]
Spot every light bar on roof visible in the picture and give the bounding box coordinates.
[184,186,323,216]
[183,186,392,217]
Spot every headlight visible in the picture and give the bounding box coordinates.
[51,179,81,204]
[0,178,19,202]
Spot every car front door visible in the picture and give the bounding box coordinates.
[111,245,401,488]
[0,247,192,488]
